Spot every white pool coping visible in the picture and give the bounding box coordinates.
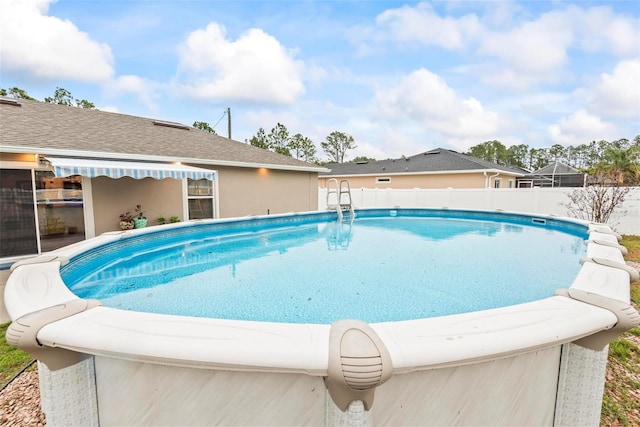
[4,209,635,375]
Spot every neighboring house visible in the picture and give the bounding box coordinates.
[319,148,524,190]
[517,162,587,188]
[0,97,326,262]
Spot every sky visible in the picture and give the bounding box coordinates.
[1,0,639,162]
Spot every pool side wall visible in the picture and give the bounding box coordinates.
[37,343,608,426]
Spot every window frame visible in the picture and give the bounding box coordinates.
[187,178,216,220]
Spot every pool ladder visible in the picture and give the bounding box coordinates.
[326,179,354,221]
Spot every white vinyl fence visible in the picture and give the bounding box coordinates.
[318,187,640,235]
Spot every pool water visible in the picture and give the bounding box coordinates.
[63,212,587,324]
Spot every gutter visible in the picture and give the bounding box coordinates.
[0,145,330,174]
[320,169,525,179]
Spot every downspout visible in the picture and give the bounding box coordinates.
[484,171,500,188]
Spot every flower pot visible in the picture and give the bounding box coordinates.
[134,218,148,229]
[120,221,134,230]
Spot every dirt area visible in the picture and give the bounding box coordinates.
[0,370,45,426]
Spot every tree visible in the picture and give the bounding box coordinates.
[570,144,590,169]
[564,179,630,225]
[548,144,567,162]
[44,87,74,106]
[595,146,640,185]
[467,140,508,165]
[193,121,217,134]
[0,87,36,100]
[506,144,529,169]
[247,127,269,149]
[44,87,95,109]
[266,123,291,156]
[289,133,317,162]
[321,131,356,163]
[528,148,550,171]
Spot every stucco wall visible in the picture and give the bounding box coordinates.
[91,176,183,235]
[319,172,517,189]
[217,166,318,217]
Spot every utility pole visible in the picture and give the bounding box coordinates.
[227,107,231,139]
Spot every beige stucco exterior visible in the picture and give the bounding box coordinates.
[319,172,518,189]
[1,153,320,238]
[91,176,184,235]
[216,166,318,217]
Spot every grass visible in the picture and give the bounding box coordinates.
[0,236,639,424]
[0,322,34,386]
[601,235,640,427]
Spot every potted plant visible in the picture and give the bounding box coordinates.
[134,204,147,228]
[119,212,134,230]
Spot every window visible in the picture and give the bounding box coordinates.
[35,172,85,252]
[508,180,514,188]
[188,179,214,219]
[1,168,87,258]
[376,177,391,183]
[0,169,38,257]
[494,179,502,189]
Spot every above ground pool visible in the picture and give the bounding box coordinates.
[60,209,588,324]
[5,208,638,426]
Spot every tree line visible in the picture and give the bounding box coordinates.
[245,123,356,164]
[1,86,96,109]
[467,138,640,185]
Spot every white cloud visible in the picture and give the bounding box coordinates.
[586,60,640,119]
[575,6,640,57]
[0,0,114,82]
[548,110,618,146]
[375,68,501,150]
[478,5,639,90]
[375,2,481,49]
[176,23,305,104]
[478,10,573,81]
[107,75,159,110]
[363,3,639,92]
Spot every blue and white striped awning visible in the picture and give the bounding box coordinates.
[45,157,216,181]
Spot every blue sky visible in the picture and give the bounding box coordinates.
[1,0,639,161]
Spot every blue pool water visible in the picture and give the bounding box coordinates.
[61,210,588,324]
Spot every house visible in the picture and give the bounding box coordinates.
[517,161,587,188]
[319,148,524,189]
[0,97,327,262]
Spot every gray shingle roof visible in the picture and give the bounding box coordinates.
[0,98,325,172]
[320,148,525,176]
[530,162,581,175]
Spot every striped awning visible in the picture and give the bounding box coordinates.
[44,157,216,181]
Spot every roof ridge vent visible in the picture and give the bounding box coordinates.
[153,120,190,130]
[0,98,21,107]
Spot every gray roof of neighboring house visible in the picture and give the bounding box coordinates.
[529,162,583,176]
[320,148,525,176]
[0,98,326,172]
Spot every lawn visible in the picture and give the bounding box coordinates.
[600,235,640,427]
[0,322,34,386]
